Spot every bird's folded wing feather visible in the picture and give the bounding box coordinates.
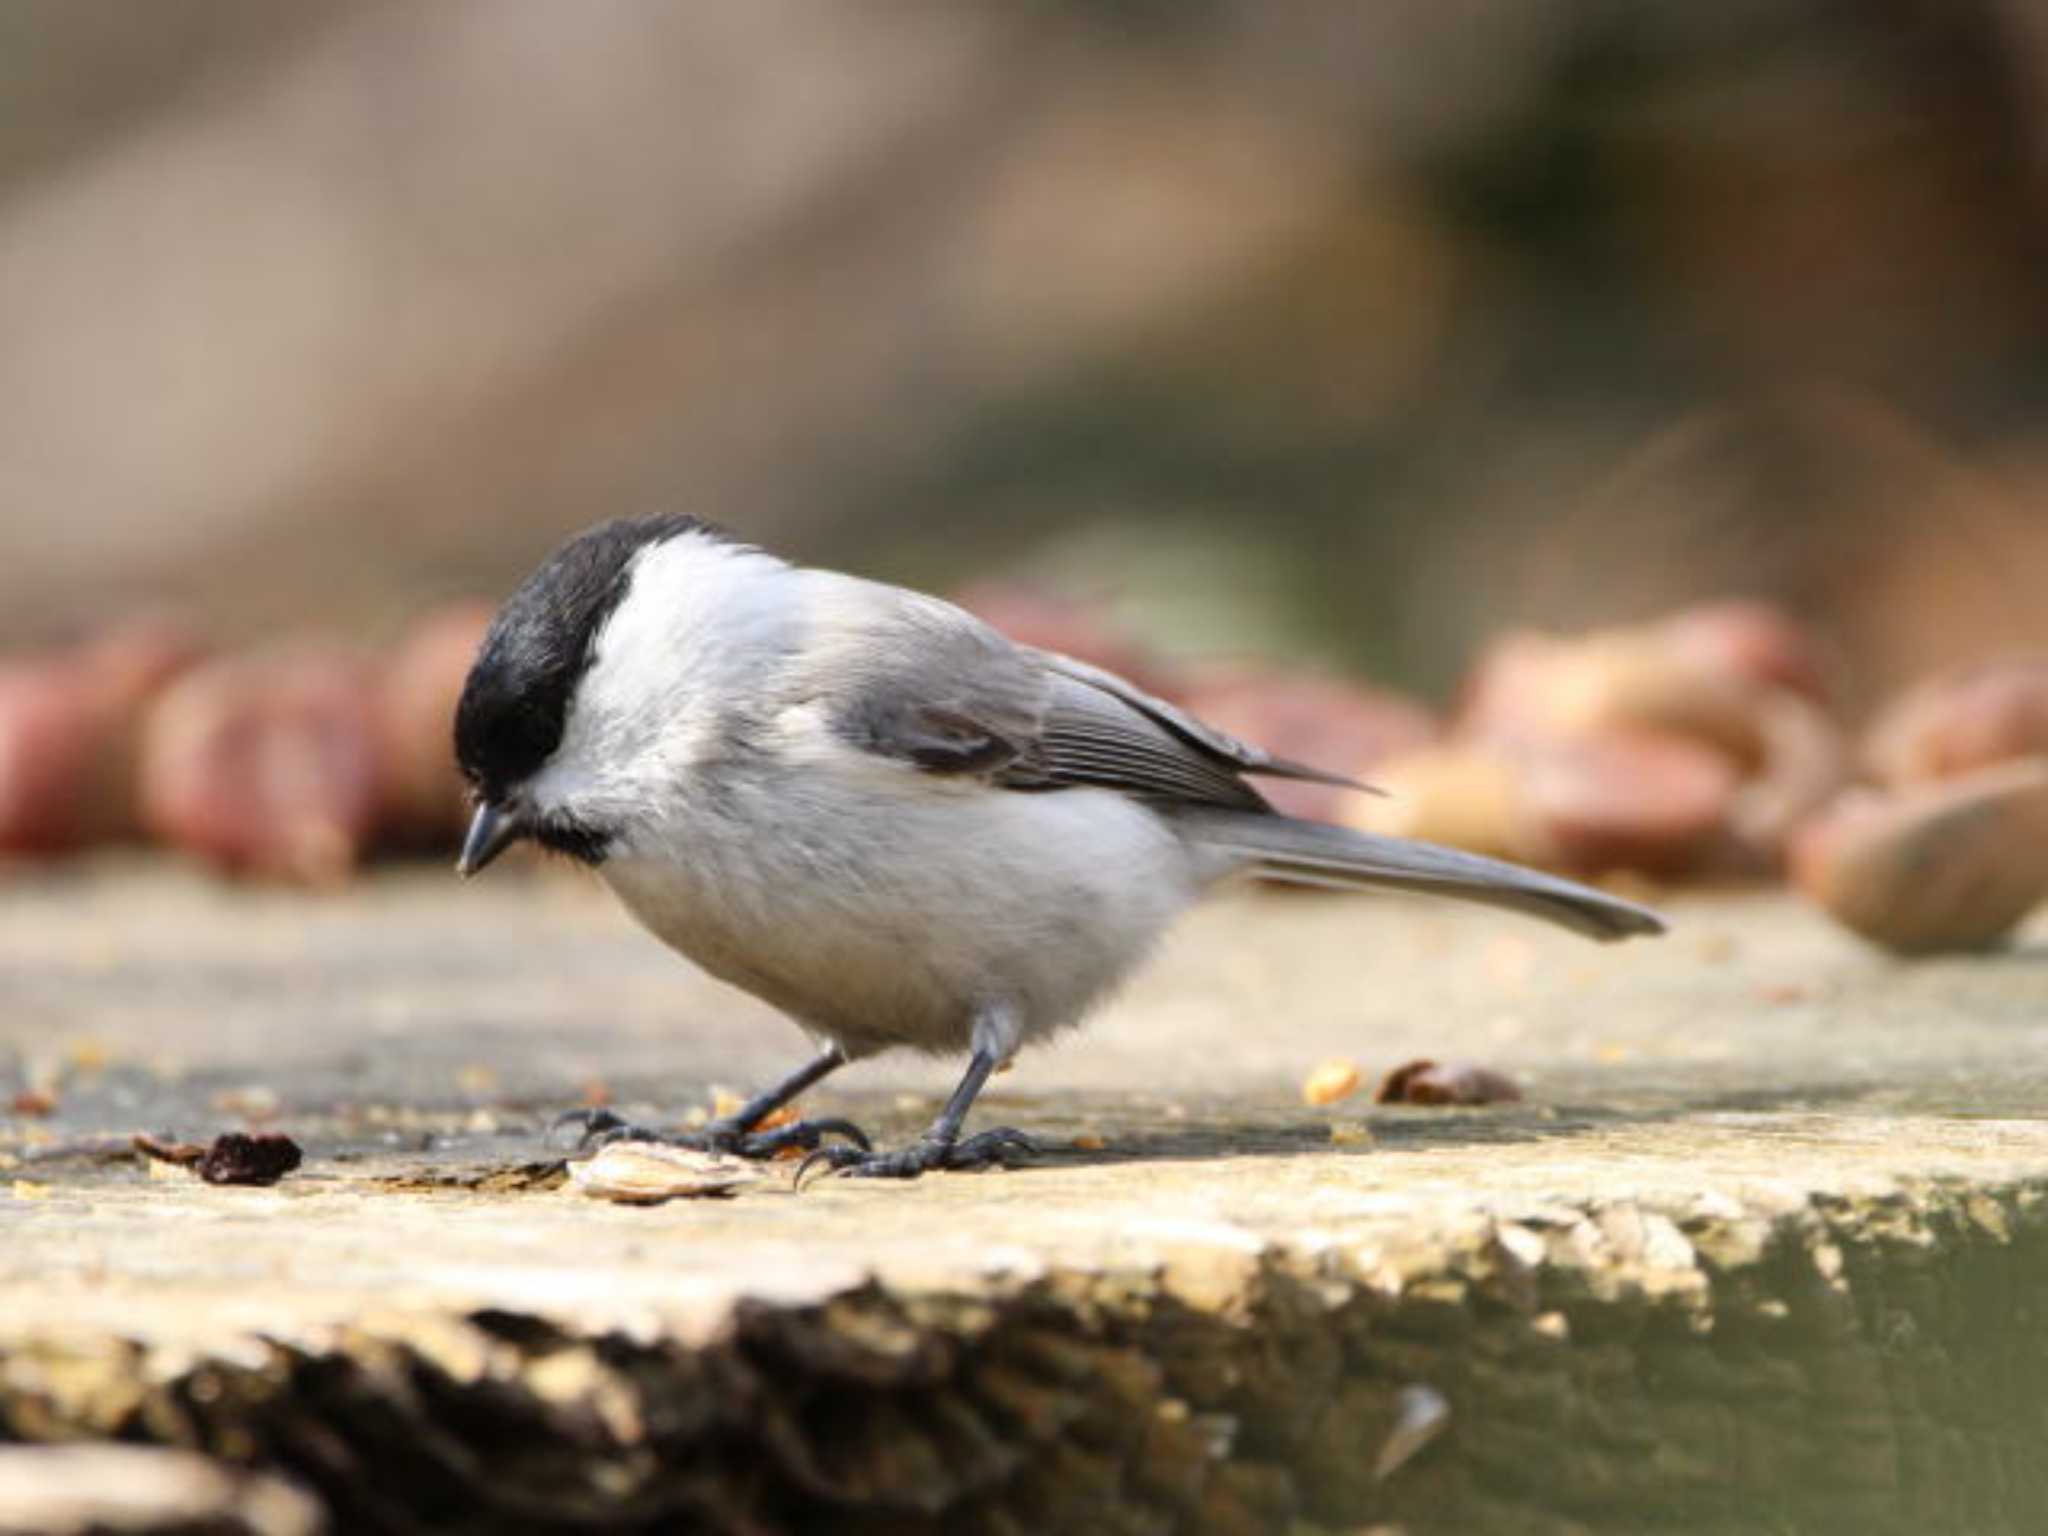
[1034,653,1363,793]
[815,585,1354,812]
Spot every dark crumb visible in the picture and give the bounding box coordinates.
[8,1089,57,1117]
[135,1130,302,1185]
[199,1131,302,1185]
[1375,1059,1523,1106]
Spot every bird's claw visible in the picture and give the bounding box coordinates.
[795,1126,1039,1186]
[549,1106,870,1160]
[722,1116,872,1158]
[548,1107,643,1151]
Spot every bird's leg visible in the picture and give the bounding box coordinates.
[552,1046,870,1158]
[798,1046,1038,1181]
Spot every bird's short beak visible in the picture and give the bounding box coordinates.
[456,802,524,878]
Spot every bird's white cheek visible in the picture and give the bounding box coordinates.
[523,756,588,818]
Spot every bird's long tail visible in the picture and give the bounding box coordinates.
[1176,811,1666,942]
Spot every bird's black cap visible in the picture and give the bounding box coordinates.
[454,514,711,802]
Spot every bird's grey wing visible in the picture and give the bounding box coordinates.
[812,583,1353,811]
[996,664,1270,809]
[1030,652,1365,795]
[816,588,1049,778]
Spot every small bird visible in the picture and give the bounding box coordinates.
[453,516,1664,1178]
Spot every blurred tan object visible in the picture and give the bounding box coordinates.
[374,603,494,846]
[1346,731,1737,877]
[1865,656,2048,787]
[0,621,201,856]
[1299,1057,1362,1108]
[139,646,381,885]
[1341,745,1522,860]
[1451,605,1844,873]
[1180,668,1438,821]
[1461,628,1765,768]
[1790,760,2048,955]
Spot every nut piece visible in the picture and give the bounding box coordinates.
[1865,656,2048,786]
[1790,759,2048,954]
[1376,1059,1523,1106]
[1300,1058,1363,1107]
[569,1141,764,1203]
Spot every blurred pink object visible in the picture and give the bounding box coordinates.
[0,659,107,855]
[0,621,202,855]
[374,603,494,847]
[1519,728,1740,875]
[1658,599,1828,703]
[1459,628,1764,767]
[1455,607,1844,872]
[140,646,382,885]
[1352,731,1737,876]
[1717,690,1848,874]
[1864,655,2048,786]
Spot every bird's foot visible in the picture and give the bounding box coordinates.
[549,1107,871,1160]
[796,1126,1039,1183]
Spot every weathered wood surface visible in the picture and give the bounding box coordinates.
[3,861,2046,1534]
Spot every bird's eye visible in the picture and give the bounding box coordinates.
[533,813,610,865]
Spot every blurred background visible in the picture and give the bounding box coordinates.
[5,0,2044,708]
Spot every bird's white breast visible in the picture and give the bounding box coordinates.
[600,768,1201,1059]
